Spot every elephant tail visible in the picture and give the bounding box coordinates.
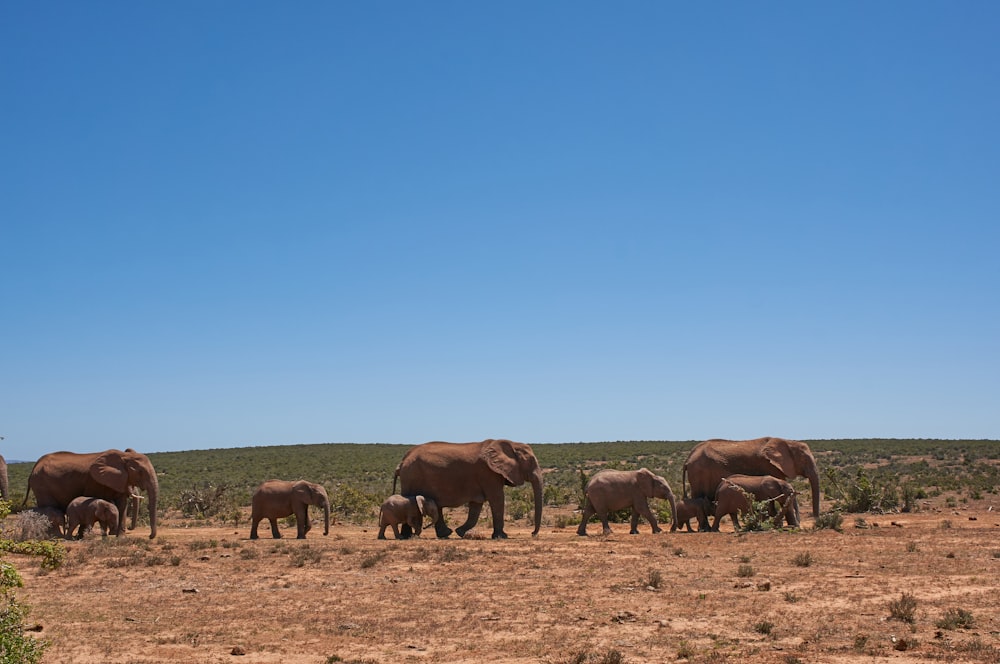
[681,463,688,500]
[21,459,42,509]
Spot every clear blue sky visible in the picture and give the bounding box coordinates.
[2,4,998,460]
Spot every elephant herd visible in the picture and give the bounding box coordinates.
[11,436,820,541]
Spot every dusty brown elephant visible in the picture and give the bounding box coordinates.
[711,474,799,532]
[393,439,543,539]
[577,468,677,536]
[249,480,330,539]
[25,449,159,538]
[65,496,120,539]
[682,437,820,519]
[377,494,440,540]
[670,496,712,532]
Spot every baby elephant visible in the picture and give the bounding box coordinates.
[378,494,440,539]
[65,497,120,539]
[712,474,799,532]
[577,468,677,536]
[670,496,712,532]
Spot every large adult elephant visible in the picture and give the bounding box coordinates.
[393,439,543,539]
[25,449,159,538]
[682,437,820,519]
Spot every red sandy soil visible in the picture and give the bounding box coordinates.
[10,497,1000,663]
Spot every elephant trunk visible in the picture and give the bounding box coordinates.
[322,498,330,536]
[804,460,820,519]
[530,468,543,537]
[145,475,159,539]
[665,489,677,531]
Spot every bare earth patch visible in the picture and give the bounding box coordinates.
[10,498,1000,663]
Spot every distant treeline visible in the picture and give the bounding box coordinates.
[7,439,998,524]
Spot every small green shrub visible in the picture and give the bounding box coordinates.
[936,607,974,630]
[812,511,843,531]
[737,564,755,578]
[888,592,917,623]
[792,552,813,567]
[753,620,775,635]
[645,569,663,589]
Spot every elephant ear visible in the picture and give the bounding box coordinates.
[481,439,525,486]
[415,495,427,515]
[761,440,794,478]
[91,451,130,493]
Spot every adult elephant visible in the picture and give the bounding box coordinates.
[249,480,330,539]
[25,449,159,538]
[393,439,543,539]
[682,437,820,519]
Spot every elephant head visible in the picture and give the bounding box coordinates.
[0,454,8,502]
[762,438,820,519]
[293,481,330,536]
[91,450,159,538]
[637,468,677,525]
[482,439,543,536]
[416,495,439,527]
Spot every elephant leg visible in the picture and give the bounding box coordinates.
[269,518,282,539]
[599,511,612,536]
[636,500,661,534]
[576,500,596,536]
[455,502,484,539]
[250,517,261,539]
[487,498,508,539]
[710,514,722,532]
[629,510,640,534]
[377,525,387,540]
[400,523,413,538]
[413,519,422,537]
[391,524,401,539]
[432,514,452,539]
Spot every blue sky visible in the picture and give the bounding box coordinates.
[2,4,998,460]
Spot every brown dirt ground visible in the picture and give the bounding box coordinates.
[10,496,1000,664]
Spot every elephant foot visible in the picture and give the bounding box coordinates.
[491,530,508,539]
[576,527,587,536]
[651,527,663,534]
[454,526,470,538]
[434,524,453,539]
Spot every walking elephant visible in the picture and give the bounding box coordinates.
[711,474,799,532]
[377,494,440,540]
[393,439,543,539]
[577,468,677,536]
[65,496,120,539]
[682,437,820,519]
[670,496,712,532]
[25,449,159,538]
[249,480,330,539]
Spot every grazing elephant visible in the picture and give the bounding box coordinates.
[670,496,712,532]
[25,449,159,538]
[577,468,677,536]
[711,474,799,532]
[249,480,330,540]
[65,496,120,539]
[377,494,440,540]
[682,437,820,519]
[27,506,66,537]
[0,453,8,502]
[394,439,543,539]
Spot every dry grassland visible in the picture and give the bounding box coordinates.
[10,497,1000,664]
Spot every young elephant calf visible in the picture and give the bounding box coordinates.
[577,468,677,536]
[65,496,120,539]
[670,497,712,532]
[378,494,440,539]
[711,474,799,532]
